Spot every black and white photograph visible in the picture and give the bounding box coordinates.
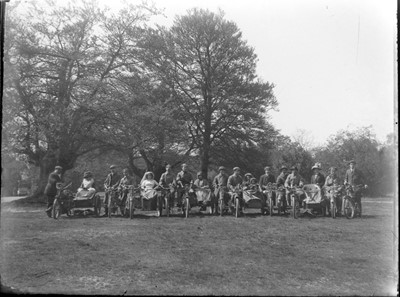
[1,0,397,295]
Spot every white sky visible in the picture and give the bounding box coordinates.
[145,0,397,146]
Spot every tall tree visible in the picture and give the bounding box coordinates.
[3,0,158,196]
[139,8,277,178]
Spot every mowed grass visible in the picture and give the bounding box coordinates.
[0,198,397,296]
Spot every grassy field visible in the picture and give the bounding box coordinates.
[0,197,397,295]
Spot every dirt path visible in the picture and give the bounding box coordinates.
[0,199,397,295]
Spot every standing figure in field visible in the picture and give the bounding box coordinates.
[118,168,134,209]
[44,165,63,217]
[276,165,289,208]
[176,163,193,210]
[77,171,96,198]
[259,166,277,210]
[228,167,244,213]
[285,166,305,205]
[103,165,121,217]
[344,160,367,206]
[324,166,342,214]
[213,166,229,215]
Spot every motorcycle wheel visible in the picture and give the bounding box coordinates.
[108,195,112,218]
[292,196,298,219]
[52,199,61,220]
[343,197,355,219]
[183,197,189,218]
[331,200,336,219]
[235,198,240,218]
[129,199,134,219]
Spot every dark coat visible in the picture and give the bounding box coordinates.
[259,174,276,188]
[311,172,325,188]
[104,173,121,189]
[344,168,365,186]
[44,172,62,196]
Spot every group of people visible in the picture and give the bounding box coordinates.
[44,159,366,217]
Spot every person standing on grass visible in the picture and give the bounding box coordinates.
[176,163,193,210]
[103,165,121,217]
[44,165,63,217]
[344,160,367,206]
[213,166,229,215]
[227,167,244,213]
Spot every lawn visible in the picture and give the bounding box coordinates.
[0,197,397,295]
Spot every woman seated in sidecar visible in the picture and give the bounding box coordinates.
[76,171,96,199]
[140,171,160,210]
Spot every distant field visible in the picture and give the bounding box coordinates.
[0,197,397,295]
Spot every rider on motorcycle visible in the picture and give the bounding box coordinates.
[228,167,244,213]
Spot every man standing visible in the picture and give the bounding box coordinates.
[44,165,63,217]
[324,166,342,215]
[176,163,193,209]
[227,167,244,213]
[103,165,121,217]
[213,166,229,214]
[118,168,134,212]
[344,160,367,205]
[159,164,176,207]
[259,166,276,213]
[276,165,289,208]
[285,166,305,206]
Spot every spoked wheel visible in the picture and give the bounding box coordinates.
[343,198,355,219]
[94,196,101,217]
[235,198,240,218]
[52,199,61,220]
[331,200,336,219]
[183,197,190,218]
[165,197,170,217]
[269,196,273,216]
[292,196,299,219]
[108,195,112,218]
[129,199,134,219]
[156,196,162,217]
[219,199,224,216]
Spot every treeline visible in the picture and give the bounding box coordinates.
[1,0,396,197]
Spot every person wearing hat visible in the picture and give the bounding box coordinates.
[103,165,121,217]
[242,173,254,190]
[77,171,96,198]
[176,163,194,209]
[213,166,229,214]
[158,164,176,208]
[344,160,367,208]
[117,168,135,212]
[310,163,325,189]
[276,165,289,209]
[193,171,210,189]
[193,171,213,211]
[324,166,342,215]
[259,166,277,213]
[276,166,289,188]
[285,166,305,206]
[227,167,244,213]
[284,166,304,188]
[44,165,63,217]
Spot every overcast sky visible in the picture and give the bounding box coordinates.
[144,0,396,146]
[19,0,397,146]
